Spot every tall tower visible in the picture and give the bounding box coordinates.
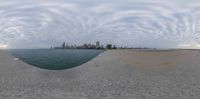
[62,42,65,49]
[96,41,100,48]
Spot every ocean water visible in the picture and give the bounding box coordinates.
[10,49,104,70]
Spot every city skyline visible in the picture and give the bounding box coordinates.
[53,41,152,50]
[53,41,116,49]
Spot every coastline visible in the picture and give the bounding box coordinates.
[1,49,200,99]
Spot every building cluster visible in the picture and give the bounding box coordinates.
[52,41,155,50]
[53,41,117,49]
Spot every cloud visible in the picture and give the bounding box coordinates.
[177,41,200,49]
[0,43,8,49]
[0,0,200,49]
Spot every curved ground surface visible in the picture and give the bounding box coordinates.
[0,49,200,99]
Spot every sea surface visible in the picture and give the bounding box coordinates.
[9,49,104,70]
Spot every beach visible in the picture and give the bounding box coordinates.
[1,49,200,99]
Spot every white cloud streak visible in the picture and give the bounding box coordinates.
[0,0,200,49]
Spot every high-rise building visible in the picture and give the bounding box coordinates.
[96,41,100,48]
[62,42,65,49]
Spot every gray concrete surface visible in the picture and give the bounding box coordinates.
[0,50,200,99]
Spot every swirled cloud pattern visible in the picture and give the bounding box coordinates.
[1,0,200,49]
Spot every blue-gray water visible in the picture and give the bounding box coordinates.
[10,49,104,70]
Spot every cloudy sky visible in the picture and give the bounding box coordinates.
[1,0,200,49]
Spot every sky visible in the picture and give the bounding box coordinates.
[1,0,200,49]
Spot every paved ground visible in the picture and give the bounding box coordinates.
[0,50,200,99]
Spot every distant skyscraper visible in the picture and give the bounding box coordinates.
[62,42,65,49]
[96,41,100,48]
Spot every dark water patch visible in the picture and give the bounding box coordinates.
[9,49,104,70]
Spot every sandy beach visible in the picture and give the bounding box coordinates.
[1,49,200,99]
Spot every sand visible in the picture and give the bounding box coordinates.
[1,49,200,99]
